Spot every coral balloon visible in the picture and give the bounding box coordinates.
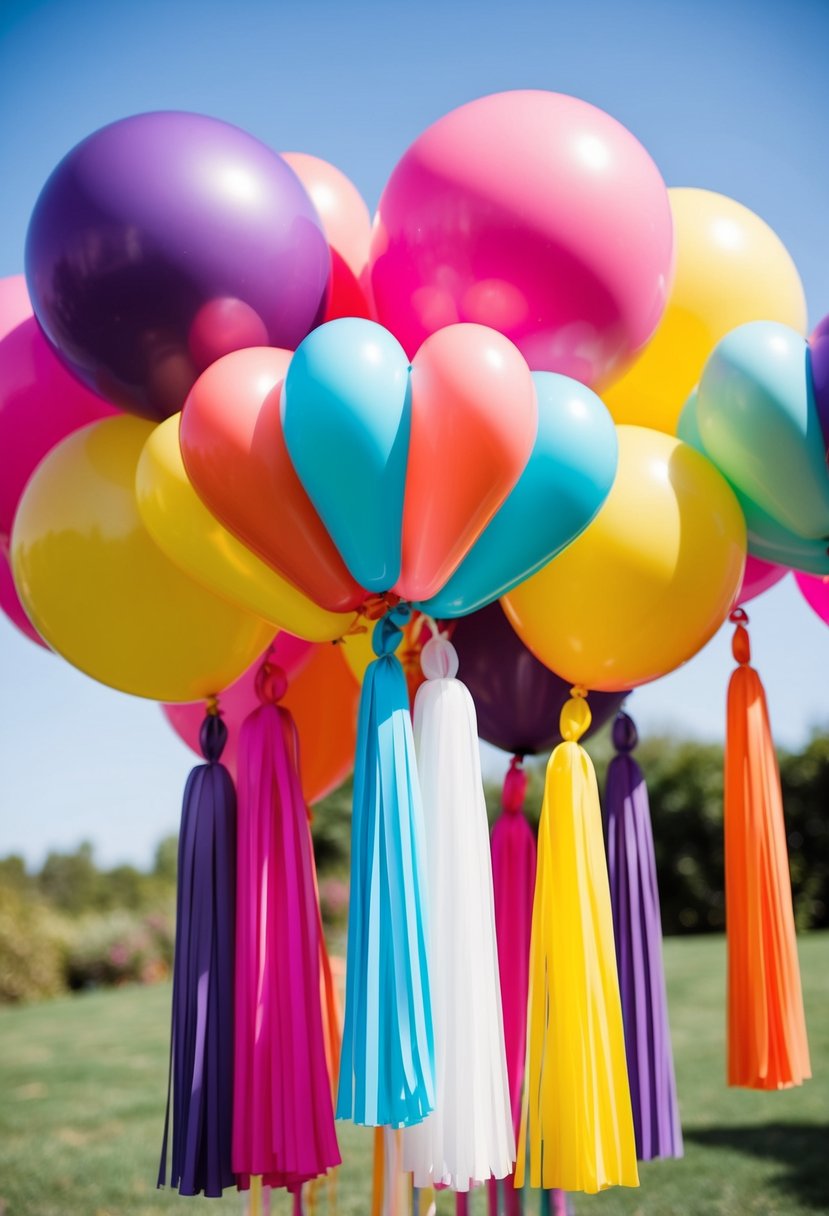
[452,602,626,754]
[369,90,673,388]
[164,640,359,803]
[180,346,364,613]
[11,416,274,701]
[136,414,356,642]
[0,275,116,544]
[502,427,746,691]
[604,189,807,434]
[25,112,330,420]
[281,152,372,278]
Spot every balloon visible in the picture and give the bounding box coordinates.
[180,346,364,613]
[794,571,829,628]
[11,416,274,701]
[452,602,627,754]
[696,322,829,539]
[0,546,45,647]
[281,152,372,279]
[502,427,746,691]
[808,315,829,453]
[737,557,786,607]
[398,323,537,602]
[422,371,617,617]
[135,414,357,642]
[25,112,330,421]
[0,275,116,544]
[369,90,673,389]
[164,640,359,803]
[282,319,412,592]
[604,189,807,434]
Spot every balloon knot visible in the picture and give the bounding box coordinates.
[205,694,221,717]
[363,591,403,621]
[371,603,411,657]
[560,690,592,743]
[570,684,589,699]
[255,654,288,704]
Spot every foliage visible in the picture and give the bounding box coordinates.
[0,886,66,1003]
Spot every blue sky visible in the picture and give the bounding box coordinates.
[2,0,829,868]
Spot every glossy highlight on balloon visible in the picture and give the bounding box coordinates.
[11,415,274,701]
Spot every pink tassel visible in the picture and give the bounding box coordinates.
[489,757,535,1216]
[233,653,341,1192]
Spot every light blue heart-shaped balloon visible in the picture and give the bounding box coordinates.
[282,318,411,593]
[679,388,829,575]
[695,321,829,540]
[420,372,618,618]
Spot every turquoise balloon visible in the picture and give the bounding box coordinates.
[421,372,618,618]
[282,318,411,593]
[679,389,829,575]
[696,321,829,539]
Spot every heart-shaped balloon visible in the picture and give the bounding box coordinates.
[180,346,364,614]
[695,321,829,540]
[422,371,617,617]
[282,318,412,592]
[396,323,537,601]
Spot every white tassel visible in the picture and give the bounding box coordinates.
[402,635,515,1191]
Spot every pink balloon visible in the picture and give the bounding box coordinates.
[369,91,674,388]
[0,275,116,543]
[795,571,829,626]
[163,633,313,774]
[736,556,787,606]
[0,544,46,648]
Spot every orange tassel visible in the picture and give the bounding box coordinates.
[725,610,810,1089]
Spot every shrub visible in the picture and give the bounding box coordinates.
[0,887,66,1002]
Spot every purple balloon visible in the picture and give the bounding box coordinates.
[25,112,331,421]
[452,601,628,755]
[809,315,829,452]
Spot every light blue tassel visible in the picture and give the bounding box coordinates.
[337,605,435,1127]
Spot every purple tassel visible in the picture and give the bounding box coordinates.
[159,707,236,1196]
[604,711,683,1162]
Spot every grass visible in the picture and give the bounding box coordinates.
[0,934,827,1216]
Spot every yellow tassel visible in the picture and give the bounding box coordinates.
[250,1176,262,1216]
[516,689,639,1193]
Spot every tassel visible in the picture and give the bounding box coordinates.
[516,688,638,1194]
[158,702,236,1197]
[233,652,341,1191]
[371,1128,412,1216]
[337,605,435,1128]
[604,711,683,1161]
[402,634,514,1190]
[725,610,810,1088]
[488,757,536,1216]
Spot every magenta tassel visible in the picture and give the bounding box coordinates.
[233,655,340,1191]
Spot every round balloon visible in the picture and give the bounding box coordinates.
[281,152,372,278]
[25,112,331,421]
[604,189,807,434]
[164,639,359,803]
[0,545,45,648]
[736,556,786,606]
[452,602,626,754]
[795,571,829,628]
[0,275,116,544]
[502,426,746,691]
[136,413,356,642]
[11,415,274,700]
[369,90,673,389]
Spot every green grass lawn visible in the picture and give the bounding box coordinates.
[0,934,826,1216]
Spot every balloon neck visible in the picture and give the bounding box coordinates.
[730,608,751,667]
[560,685,591,743]
[612,710,638,754]
[255,649,288,704]
[371,602,412,658]
[502,755,528,815]
[362,591,403,621]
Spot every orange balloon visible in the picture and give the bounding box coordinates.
[180,347,365,614]
[394,324,537,602]
[284,642,360,803]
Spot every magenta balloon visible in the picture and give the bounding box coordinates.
[26,112,331,420]
[164,633,313,771]
[795,571,829,626]
[0,546,46,648]
[369,91,673,388]
[736,555,787,606]
[452,601,627,755]
[0,275,116,542]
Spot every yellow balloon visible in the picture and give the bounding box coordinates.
[502,426,746,691]
[11,416,274,702]
[603,188,807,435]
[136,415,356,643]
